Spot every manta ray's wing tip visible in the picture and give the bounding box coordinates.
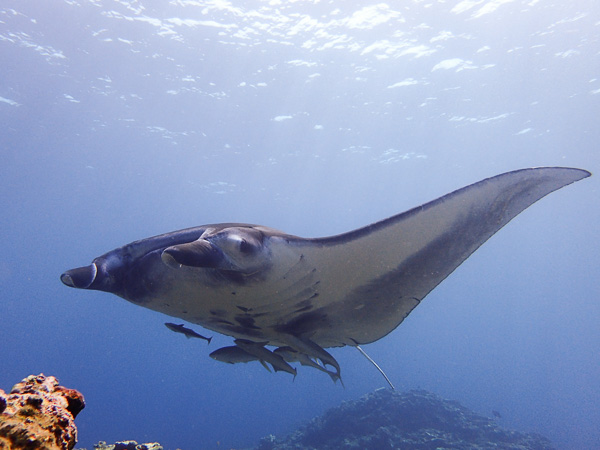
[537,166,591,181]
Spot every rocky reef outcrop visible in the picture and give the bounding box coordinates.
[256,389,553,449]
[0,374,85,450]
[77,441,163,450]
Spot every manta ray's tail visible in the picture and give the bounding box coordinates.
[353,341,395,390]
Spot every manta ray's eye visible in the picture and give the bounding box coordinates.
[214,228,263,257]
[239,239,255,254]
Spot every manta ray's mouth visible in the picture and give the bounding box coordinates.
[60,263,97,289]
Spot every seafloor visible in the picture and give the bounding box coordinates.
[76,388,554,450]
[254,389,553,450]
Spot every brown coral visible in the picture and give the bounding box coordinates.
[0,374,85,450]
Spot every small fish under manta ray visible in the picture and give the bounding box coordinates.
[61,167,590,388]
[164,322,212,343]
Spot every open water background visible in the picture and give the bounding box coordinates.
[1,1,599,448]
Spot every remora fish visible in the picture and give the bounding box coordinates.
[209,345,273,372]
[234,339,297,377]
[165,322,212,343]
[274,346,342,385]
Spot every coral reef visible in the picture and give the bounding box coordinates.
[76,441,163,450]
[256,389,554,449]
[0,374,85,450]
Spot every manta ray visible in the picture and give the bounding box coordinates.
[61,167,589,386]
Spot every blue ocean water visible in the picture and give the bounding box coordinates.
[1,1,599,449]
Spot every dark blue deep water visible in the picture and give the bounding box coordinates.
[1,1,599,449]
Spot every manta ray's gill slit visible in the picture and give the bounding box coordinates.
[293,298,316,313]
[211,318,235,326]
[243,266,320,318]
[280,254,305,277]
[236,305,252,312]
[271,272,319,300]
